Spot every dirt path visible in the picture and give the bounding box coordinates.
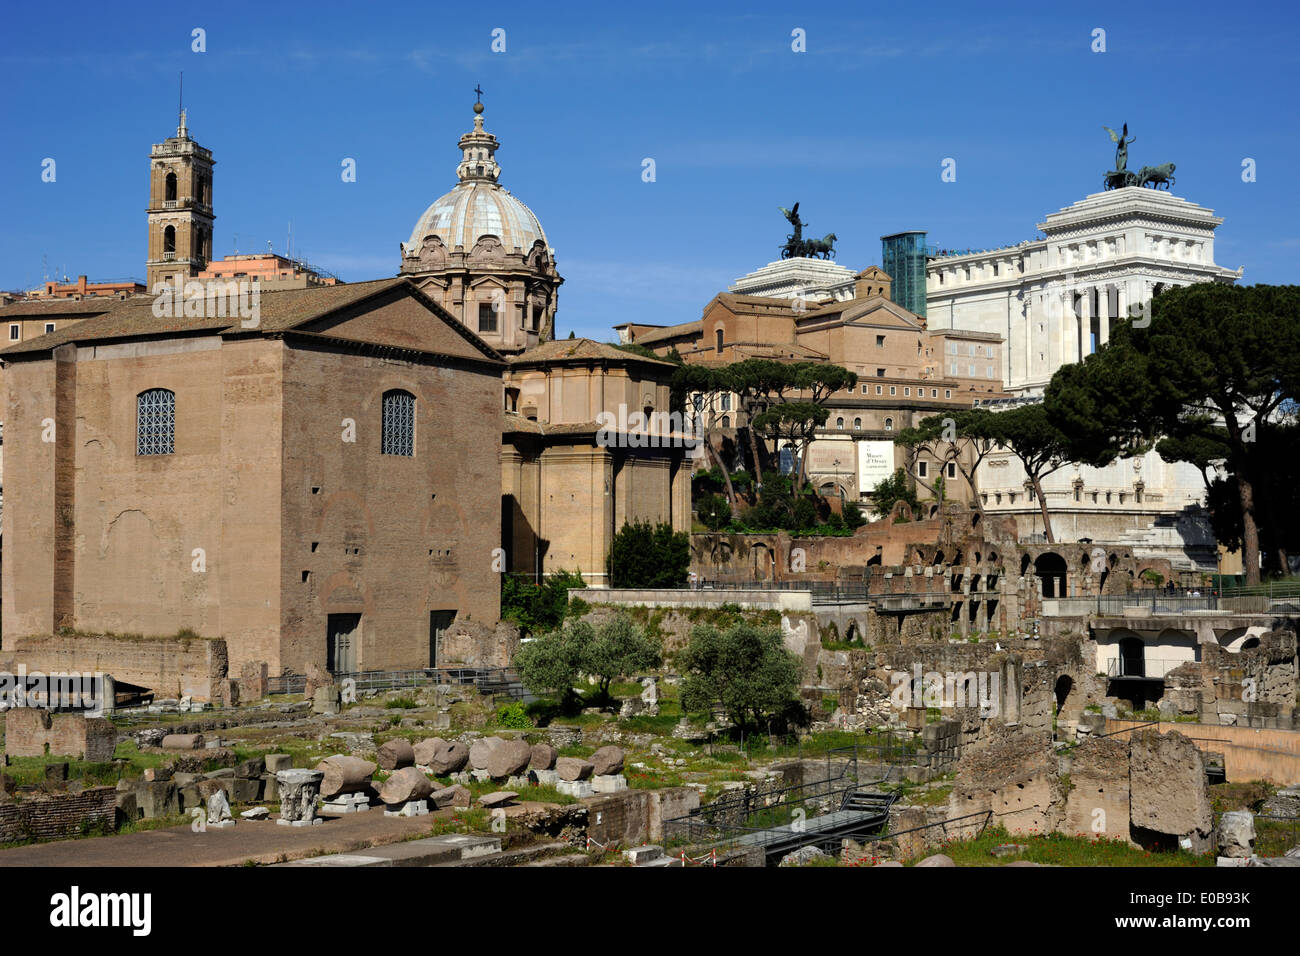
[0,810,452,867]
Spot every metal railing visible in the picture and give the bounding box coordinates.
[632,579,968,607]
[266,665,524,699]
[852,808,995,862]
[1218,580,1300,600]
[663,744,905,860]
[662,732,962,862]
[1097,593,1219,614]
[1095,720,1160,738]
[1104,657,1194,680]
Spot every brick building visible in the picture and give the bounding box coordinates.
[1,278,503,677]
[197,252,339,290]
[501,339,691,584]
[614,268,1010,507]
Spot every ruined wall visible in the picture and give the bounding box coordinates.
[1,633,227,701]
[1105,718,1300,787]
[947,729,1064,837]
[1128,729,1213,852]
[1158,629,1297,729]
[2,708,117,761]
[0,786,118,843]
[438,619,521,668]
[1062,736,1131,842]
[585,789,651,847]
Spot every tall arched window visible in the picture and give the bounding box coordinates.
[382,389,415,456]
[715,328,724,353]
[884,417,894,431]
[165,172,177,202]
[853,417,862,429]
[163,225,176,254]
[137,388,175,455]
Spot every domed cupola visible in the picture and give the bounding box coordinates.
[456,101,501,183]
[399,93,561,354]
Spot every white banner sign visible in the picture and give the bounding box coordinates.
[858,440,895,491]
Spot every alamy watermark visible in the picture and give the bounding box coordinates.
[0,665,109,717]
[890,664,1000,717]
[596,403,703,456]
[151,276,261,328]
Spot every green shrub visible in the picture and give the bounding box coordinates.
[607,521,689,588]
[679,621,804,734]
[696,493,731,530]
[501,569,586,636]
[495,702,532,729]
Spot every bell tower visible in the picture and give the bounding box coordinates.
[146,107,215,292]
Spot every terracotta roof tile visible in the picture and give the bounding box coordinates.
[0,278,419,358]
[509,337,675,366]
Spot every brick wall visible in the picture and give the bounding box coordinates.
[0,786,117,843]
[1,633,227,701]
[3,708,117,760]
[586,790,651,848]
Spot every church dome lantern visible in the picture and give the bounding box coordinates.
[400,92,561,353]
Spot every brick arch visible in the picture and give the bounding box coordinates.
[317,491,376,537]
[319,571,376,617]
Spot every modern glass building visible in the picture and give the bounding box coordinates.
[880,231,932,318]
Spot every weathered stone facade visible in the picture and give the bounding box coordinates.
[2,708,117,761]
[2,279,502,683]
[1,633,227,702]
[500,340,691,584]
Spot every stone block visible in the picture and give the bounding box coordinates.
[623,845,664,865]
[1129,730,1213,853]
[235,757,265,779]
[592,774,628,793]
[114,791,139,822]
[313,684,341,715]
[135,780,179,819]
[529,768,560,787]
[383,800,429,817]
[430,784,471,809]
[321,792,372,815]
[264,754,293,773]
[557,779,594,798]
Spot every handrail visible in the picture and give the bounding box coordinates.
[1095,719,1160,738]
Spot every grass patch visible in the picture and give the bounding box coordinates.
[918,825,1214,867]
[1210,780,1276,815]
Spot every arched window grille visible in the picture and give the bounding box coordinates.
[382,390,415,456]
[137,388,175,456]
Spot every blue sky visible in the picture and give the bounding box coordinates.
[1,0,1295,339]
